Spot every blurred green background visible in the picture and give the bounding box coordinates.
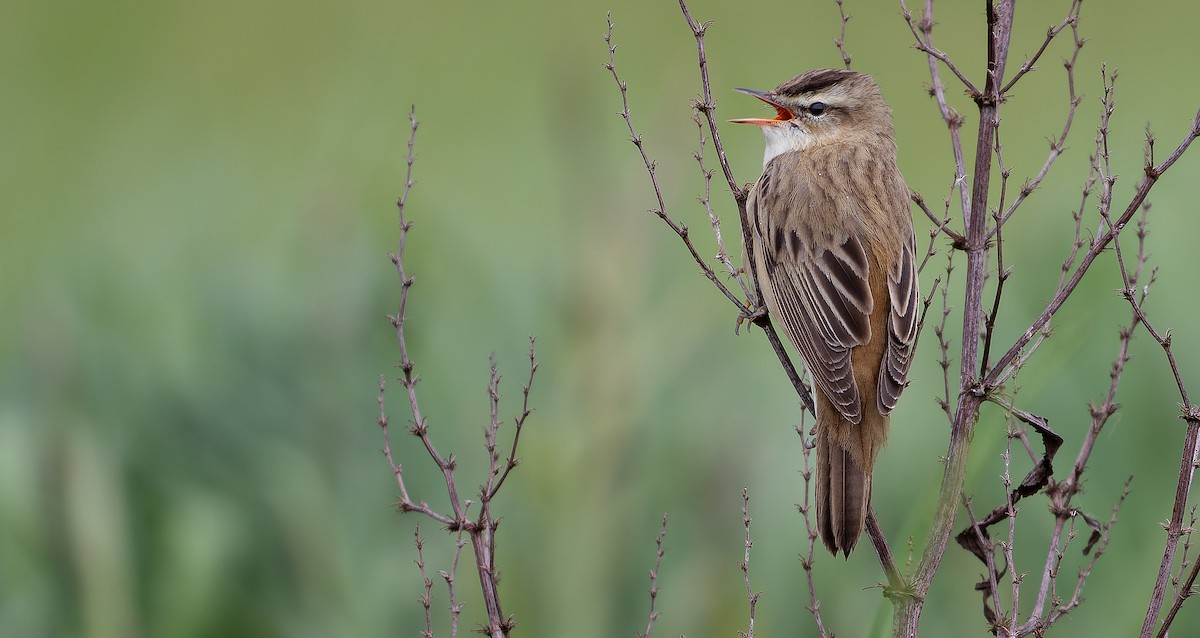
[4,1,1200,636]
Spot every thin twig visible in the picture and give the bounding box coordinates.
[603,14,745,312]
[739,489,760,638]
[832,0,853,69]
[1170,507,1198,613]
[381,110,461,529]
[998,0,1081,94]
[932,251,956,426]
[415,526,435,638]
[899,0,981,98]
[693,112,754,301]
[979,118,1011,378]
[1113,152,1200,638]
[673,1,817,414]
[1002,423,1022,638]
[866,509,903,594]
[962,497,1004,631]
[638,514,670,638]
[986,100,1200,390]
[989,0,1085,239]
[484,337,539,501]
[796,417,832,638]
[1029,479,1131,634]
[1159,507,1200,637]
[677,0,743,200]
[442,526,468,638]
[1018,212,1150,633]
[900,0,972,221]
[913,189,967,251]
[383,107,515,638]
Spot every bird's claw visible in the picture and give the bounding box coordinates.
[736,305,768,334]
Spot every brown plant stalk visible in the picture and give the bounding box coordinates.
[379,107,541,638]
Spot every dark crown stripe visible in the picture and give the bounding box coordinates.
[774,69,858,97]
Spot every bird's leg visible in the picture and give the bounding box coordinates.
[736,303,769,334]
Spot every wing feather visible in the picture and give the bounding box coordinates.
[877,235,919,414]
[752,168,873,423]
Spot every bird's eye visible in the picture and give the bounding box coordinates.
[808,102,827,116]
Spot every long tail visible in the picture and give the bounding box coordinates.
[815,424,873,557]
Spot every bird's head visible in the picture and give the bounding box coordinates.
[731,68,892,166]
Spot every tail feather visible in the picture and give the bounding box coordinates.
[816,427,872,557]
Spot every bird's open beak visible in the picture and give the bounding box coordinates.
[729,88,793,126]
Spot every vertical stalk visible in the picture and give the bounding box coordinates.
[893,2,1015,635]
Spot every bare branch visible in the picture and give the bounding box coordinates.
[638,514,670,638]
[985,92,1200,391]
[677,0,743,199]
[739,489,761,638]
[900,0,971,219]
[415,526,435,638]
[382,107,516,638]
[603,14,746,312]
[796,418,832,638]
[1159,508,1200,637]
[999,0,1081,94]
[693,112,754,301]
[961,497,1005,631]
[913,188,967,250]
[1019,212,1152,633]
[1026,479,1131,635]
[380,109,462,530]
[674,1,818,413]
[443,527,467,638]
[899,0,981,98]
[867,509,903,594]
[1109,189,1200,638]
[979,119,1011,378]
[932,252,956,426]
[989,0,1085,238]
[832,0,853,69]
[484,337,539,501]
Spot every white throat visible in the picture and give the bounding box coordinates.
[760,123,816,168]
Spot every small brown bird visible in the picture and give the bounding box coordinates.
[732,69,919,556]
